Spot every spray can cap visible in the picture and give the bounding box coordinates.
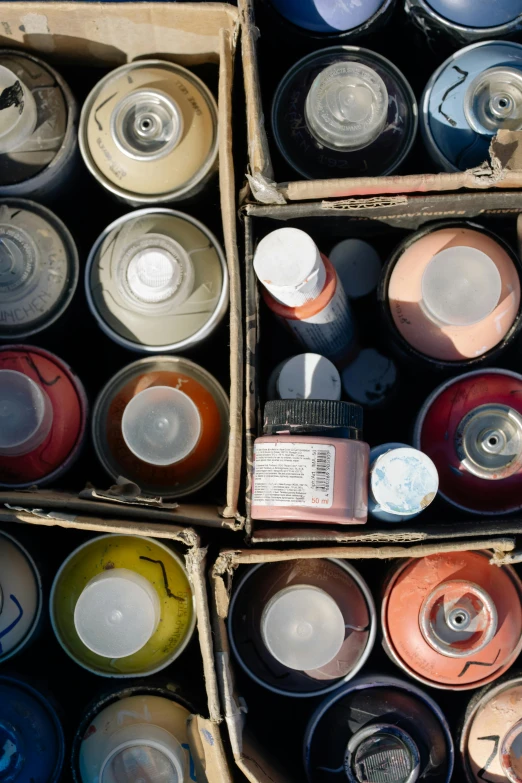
[100,724,185,783]
[0,370,53,456]
[370,446,439,516]
[0,66,37,153]
[273,353,342,400]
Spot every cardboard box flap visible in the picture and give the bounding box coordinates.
[187,714,234,783]
[236,730,290,783]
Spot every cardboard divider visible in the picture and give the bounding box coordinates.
[238,0,522,204]
[210,537,518,783]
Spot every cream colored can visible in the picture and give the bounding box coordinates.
[79,60,218,204]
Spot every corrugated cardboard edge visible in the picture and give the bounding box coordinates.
[210,538,517,783]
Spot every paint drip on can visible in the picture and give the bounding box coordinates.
[414,369,522,514]
[228,558,376,697]
[0,530,42,663]
[382,550,522,690]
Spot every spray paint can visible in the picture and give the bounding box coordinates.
[0,530,42,663]
[267,353,342,400]
[368,442,438,523]
[460,674,522,783]
[406,0,522,46]
[50,534,196,678]
[0,199,79,340]
[272,47,417,180]
[228,558,376,698]
[72,682,197,783]
[304,674,454,783]
[0,345,88,488]
[382,550,522,690]
[92,356,229,498]
[421,41,522,172]
[85,209,228,353]
[0,675,65,783]
[379,221,522,369]
[265,0,395,39]
[0,50,77,201]
[341,348,398,407]
[413,369,522,515]
[79,60,218,205]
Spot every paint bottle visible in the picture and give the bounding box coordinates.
[329,239,382,300]
[368,442,438,523]
[0,675,65,783]
[382,550,522,690]
[304,674,454,783]
[0,530,42,663]
[80,60,218,205]
[0,199,79,340]
[0,51,77,201]
[414,368,522,515]
[421,41,522,172]
[272,47,417,180]
[341,347,398,407]
[267,353,342,400]
[253,228,356,363]
[0,345,88,488]
[72,682,197,783]
[379,221,522,368]
[85,208,228,353]
[406,0,522,45]
[460,674,522,783]
[92,356,228,498]
[265,0,395,37]
[228,558,376,698]
[251,400,369,524]
[50,534,196,677]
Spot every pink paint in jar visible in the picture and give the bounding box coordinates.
[251,399,369,524]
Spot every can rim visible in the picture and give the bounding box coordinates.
[408,0,522,38]
[265,0,395,41]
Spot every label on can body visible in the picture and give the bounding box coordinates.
[252,442,335,508]
[285,283,355,360]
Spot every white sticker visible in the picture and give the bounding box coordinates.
[285,282,355,360]
[252,442,335,508]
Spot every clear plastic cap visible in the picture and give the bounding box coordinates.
[253,228,326,307]
[122,386,201,466]
[0,370,53,456]
[305,62,388,151]
[120,234,195,308]
[261,584,345,671]
[371,446,439,516]
[328,239,381,299]
[0,65,37,154]
[100,724,186,783]
[421,246,502,327]
[74,568,161,658]
[275,353,342,400]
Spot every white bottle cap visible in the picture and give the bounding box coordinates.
[0,370,53,456]
[261,585,345,671]
[272,353,342,400]
[122,386,201,466]
[371,447,439,516]
[100,724,185,783]
[253,228,326,307]
[342,348,397,407]
[74,568,161,659]
[120,234,195,308]
[329,239,381,299]
[0,66,37,153]
[421,246,502,327]
[305,62,388,151]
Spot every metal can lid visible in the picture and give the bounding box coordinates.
[345,724,421,783]
[424,0,522,28]
[370,446,439,515]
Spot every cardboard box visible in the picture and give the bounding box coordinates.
[0,1,244,529]
[238,0,522,204]
[211,535,519,783]
[243,194,522,542]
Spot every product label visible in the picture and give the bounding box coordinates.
[252,442,335,508]
[285,283,355,359]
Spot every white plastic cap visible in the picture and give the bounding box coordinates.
[0,370,53,456]
[329,239,381,299]
[273,353,342,400]
[100,724,186,783]
[74,568,161,659]
[122,386,201,466]
[122,235,195,306]
[421,246,502,327]
[0,66,37,153]
[305,62,388,151]
[253,228,326,307]
[261,585,345,671]
[371,446,439,516]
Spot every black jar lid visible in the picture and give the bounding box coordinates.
[263,399,363,438]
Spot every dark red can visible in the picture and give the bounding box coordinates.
[0,345,87,487]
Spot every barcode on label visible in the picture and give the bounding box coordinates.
[313,450,331,492]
